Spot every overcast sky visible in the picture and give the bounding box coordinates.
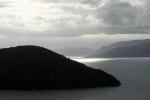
[0,0,150,49]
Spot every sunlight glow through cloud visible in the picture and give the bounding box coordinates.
[0,0,150,36]
[0,0,150,49]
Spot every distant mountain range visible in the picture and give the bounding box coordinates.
[89,39,150,58]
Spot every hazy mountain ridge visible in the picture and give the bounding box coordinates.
[90,39,150,58]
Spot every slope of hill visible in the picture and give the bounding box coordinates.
[0,45,121,90]
[90,39,150,58]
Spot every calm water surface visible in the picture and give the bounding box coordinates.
[0,57,150,100]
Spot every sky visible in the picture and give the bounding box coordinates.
[0,0,150,49]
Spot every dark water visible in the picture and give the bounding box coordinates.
[0,58,150,100]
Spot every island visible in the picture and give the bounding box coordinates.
[0,45,121,90]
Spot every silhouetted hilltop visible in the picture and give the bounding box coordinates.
[90,39,150,58]
[0,45,121,90]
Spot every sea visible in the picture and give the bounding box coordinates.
[0,57,150,100]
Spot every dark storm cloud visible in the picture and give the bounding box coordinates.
[97,2,138,26]
[91,0,150,34]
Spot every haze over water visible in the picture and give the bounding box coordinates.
[0,57,150,100]
[0,0,150,99]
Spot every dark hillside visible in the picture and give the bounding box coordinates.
[0,45,121,90]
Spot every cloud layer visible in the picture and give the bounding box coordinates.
[0,0,150,37]
[0,0,150,53]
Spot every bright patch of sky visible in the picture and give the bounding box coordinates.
[0,0,150,49]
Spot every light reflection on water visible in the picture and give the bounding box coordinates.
[71,57,109,63]
[71,57,150,63]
